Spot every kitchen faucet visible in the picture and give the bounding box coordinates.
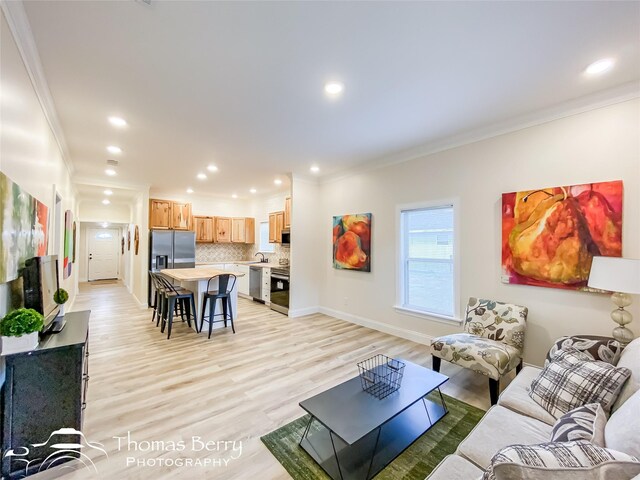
[255,252,267,263]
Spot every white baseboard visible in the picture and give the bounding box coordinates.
[319,307,434,345]
[133,294,148,310]
[288,306,320,318]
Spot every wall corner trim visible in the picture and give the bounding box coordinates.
[1,1,74,177]
[319,307,434,346]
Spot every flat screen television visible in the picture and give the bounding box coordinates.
[23,255,60,333]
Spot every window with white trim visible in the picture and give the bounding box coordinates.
[399,204,456,318]
[259,222,275,253]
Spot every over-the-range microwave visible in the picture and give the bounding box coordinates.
[281,229,290,245]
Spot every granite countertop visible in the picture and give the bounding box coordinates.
[161,267,247,281]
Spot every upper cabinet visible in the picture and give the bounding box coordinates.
[284,196,291,229]
[231,217,255,244]
[269,211,284,243]
[149,199,175,229]
[149,199,193,230]
[172,202,192,230]
[194,216,214,243]
[215,217,232,243]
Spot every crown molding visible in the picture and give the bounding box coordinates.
[1,1,74,176]
[321,81,640,185]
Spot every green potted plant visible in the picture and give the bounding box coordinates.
[0,308,44,355]
[53,288,69,317]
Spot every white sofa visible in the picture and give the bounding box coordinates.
[427,336,640,479]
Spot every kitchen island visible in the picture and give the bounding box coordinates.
[160,267,246,332]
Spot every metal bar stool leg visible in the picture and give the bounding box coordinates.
[228,297,235,334]
[208,297,216,339]
[183,297,192,328]
[167,297,175,339]
[200,296,208,334]
[190,295,197,332]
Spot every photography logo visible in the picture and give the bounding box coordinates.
[3,428,107,477]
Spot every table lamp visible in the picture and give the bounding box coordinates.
[587,256,640,346]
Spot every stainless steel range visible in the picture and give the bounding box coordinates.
[269,266,290,315]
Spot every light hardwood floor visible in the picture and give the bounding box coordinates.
[37,281,512,480]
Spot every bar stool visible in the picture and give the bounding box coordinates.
[200,274,237,339]
[149,272,165,325]
[156,275,197,339]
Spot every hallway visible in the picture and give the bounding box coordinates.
[40,282,501,479]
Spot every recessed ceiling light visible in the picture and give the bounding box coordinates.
[101,222,109,228]
[107,145,122,154]
[585,58,615,76]
[310,165,320,173]
[207,165,218,172]
[274,179,283,186]
[197,173,207,180]
[324,82,344,96]
[186,188,194,194]
[105,168,117,176]
[231,194,238,199]
[108,116,127,127]
[102,199,110,205]
[249,188,257,194]
[104,189,113,196]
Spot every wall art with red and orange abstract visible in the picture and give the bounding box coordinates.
[502,180,622,291]
[333,213,371,272]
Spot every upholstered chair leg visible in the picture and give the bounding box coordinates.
[489,378,500,405]
[432,355,441,372]
[516,359,523,374]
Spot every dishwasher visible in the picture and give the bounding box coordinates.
[249,266,263,302]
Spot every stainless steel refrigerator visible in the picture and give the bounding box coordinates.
[148,230,195,304]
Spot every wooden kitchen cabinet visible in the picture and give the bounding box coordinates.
[149,199,173,229]
[284,196,291,229]
[149,199,193,230]
[194,216,214,243]
[231,218,256,244]
[269,211,284,243]
[214,217,232,243]
[172,202,192,230]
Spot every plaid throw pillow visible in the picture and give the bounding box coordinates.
[529,348,631,419]
[483,441,640,480]
[550,403,607,445]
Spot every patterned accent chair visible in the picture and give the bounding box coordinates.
[431,297,528,405]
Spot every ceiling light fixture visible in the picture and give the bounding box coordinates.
[324,82,344,96]
[186,188,194,194]
[102,199,110,205]
[310,165,320,173]
[108,116,127,127]
[232,194,238,199]
[274,179,283,186]
[197,173,207,180]
[105,168,117,176]
[585,58,615,76]
[107,145,122,154]
[207,165,218,172]
[104,189,113,196]
[249,188,257,194]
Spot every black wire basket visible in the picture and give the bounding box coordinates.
[357,354,405,399]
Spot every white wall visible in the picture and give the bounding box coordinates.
[130,192,149,306]
[289,178,322,316]
[149,192,251,218]
[78,201,131,224]
[305,99,640,366]
[0,11,78,315]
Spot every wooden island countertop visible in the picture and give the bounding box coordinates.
[160,267,246,282]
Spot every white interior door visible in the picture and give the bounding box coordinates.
[88,228,119,281]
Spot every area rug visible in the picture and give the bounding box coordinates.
[260,391,485,479]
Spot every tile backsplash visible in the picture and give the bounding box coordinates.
[196,243,251,263]
[196,243,290,263]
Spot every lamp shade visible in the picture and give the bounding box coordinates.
[588,257,640,294]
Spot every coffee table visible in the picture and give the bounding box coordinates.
[298,359,449,480]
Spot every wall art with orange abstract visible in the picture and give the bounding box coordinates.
[502,180,622,291]
[333,213,371,272]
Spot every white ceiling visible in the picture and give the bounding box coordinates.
[22,1,640,200]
